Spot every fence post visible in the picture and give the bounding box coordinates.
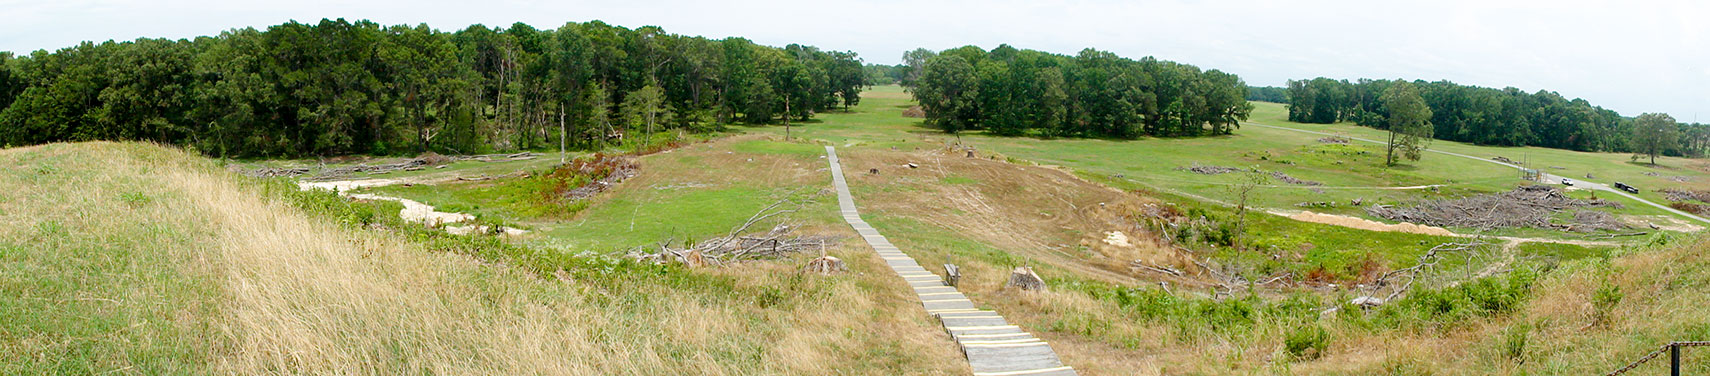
[1672,344,1681,376]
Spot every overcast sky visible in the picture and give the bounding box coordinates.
[4,0,1707,121]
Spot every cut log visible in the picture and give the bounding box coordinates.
[802,255,847,274]
[1005,266,1048,292]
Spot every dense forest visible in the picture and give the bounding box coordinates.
[906,45,1252,139]
[0,19,864,157]
[1246,86,1287,103]
[1286,77,1710,156]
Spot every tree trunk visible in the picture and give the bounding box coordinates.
[559,102,567,164]
[1005,266,1048,292]
[1386,128,1399,166]
[802,255,847,274]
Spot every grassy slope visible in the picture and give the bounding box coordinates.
[1245,101,1710,207]
[356,135,842,253]
[0,142,964,374]
[772,87,1696,239]
[740,86,1710,374]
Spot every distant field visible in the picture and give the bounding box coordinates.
[764,85,1703,239]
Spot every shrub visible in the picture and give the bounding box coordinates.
[1374,267,1538,328]
[1592,283,1623,327]
[1499,324,1529,363]
[1284,324,1330,360]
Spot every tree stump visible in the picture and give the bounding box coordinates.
[1005,266,1048,292]
[681,249,707,268]
[802,255,847,274]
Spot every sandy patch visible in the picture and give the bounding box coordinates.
[304,182,525,236]
[297,179,404,193]
[1621,215,1705,232]
[1285,210,1458,237]
[1102,231,1133,247]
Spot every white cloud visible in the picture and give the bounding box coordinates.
[0,0,1705,120]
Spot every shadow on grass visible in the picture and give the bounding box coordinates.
[1624,160,1676,170]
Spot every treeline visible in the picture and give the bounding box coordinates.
[0,19,864,157]
[1286,78,1710,156]
[863,64,905,85]
[1246,86,1287,103]
[907,45,1252,139]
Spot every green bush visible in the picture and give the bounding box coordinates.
[1592,283,1623,327]
[1374,267,1539,328]
[1284,324,1330,360]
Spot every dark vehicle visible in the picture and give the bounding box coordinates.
[1613,182,1640,194]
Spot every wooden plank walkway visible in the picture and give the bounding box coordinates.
[825,146,1076,376]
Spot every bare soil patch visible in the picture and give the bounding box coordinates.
[1284,210,1457,236]
[842,146,1200,285]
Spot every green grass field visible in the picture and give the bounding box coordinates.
[758,86,1701,239]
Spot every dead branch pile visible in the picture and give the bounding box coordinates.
[305,152,537,181]
[1270,171,1322,186]
[1569,210,1627,232]
[1296,201,1336,209]
[1178,163,1244,175]
[552,154,640,201]
[451,152,538,163]
[456,171,532,182]
[308,158,435,180]
[1670,202,1710,216]
[1659,189,1710,202]
[1316,136,1350,144]
[1366,185,1625,231]
[630,195,837,267]
[1131,260,1184,277]
[1492,156,1518,165]
[902,105,926,118]
[1177,164,1319,185]
[243,167,311,178]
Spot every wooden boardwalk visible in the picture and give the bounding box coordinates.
[825,146,1076,376]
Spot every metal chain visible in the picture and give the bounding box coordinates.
[1607,342,1710,376]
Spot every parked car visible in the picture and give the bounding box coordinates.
[1613,182,1640,194]
[1561,178,1574,186]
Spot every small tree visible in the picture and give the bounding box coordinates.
[1229,167,1269,248]
[1380,81,1433,166]
[585,82,613,147]
[1632,112,1678,165]
[621,84,672,147]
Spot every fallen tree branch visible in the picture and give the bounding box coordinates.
[629,190,838,266]
[1363,239,1489,303]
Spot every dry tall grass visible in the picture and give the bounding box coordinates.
[1,142,964,374]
